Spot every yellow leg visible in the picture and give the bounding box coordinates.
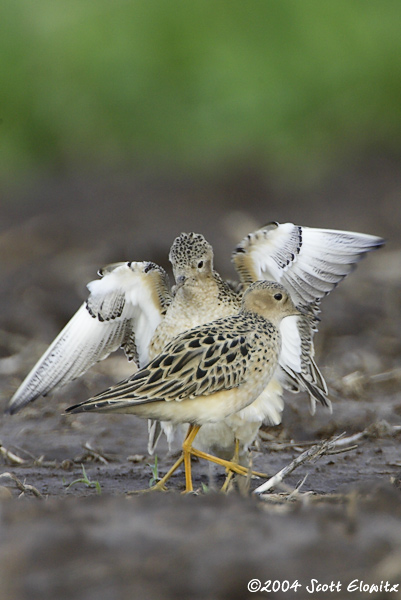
[181,426,268,493]
[131,424,200,494]
[221,439,240,493]
[182,424,201,493]
[189,446,267,479]
[152,454,185,490]
[127,453,185,494]
[220,440,266,494]
[129,425,268,495]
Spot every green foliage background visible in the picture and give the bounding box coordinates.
[1,0,401,182]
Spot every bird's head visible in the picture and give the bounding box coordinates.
[241,281,302,324]
[169,232,214,287]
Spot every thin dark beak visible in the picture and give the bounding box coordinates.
[175,275,186,287]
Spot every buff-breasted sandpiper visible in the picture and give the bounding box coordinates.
[146,224,384,480]
[66,281,302,492]
[7,222,384,488]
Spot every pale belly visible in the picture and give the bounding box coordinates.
[121,369,271,425]
[194,377,284,454]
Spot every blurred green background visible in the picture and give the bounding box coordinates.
[1,0,401,186]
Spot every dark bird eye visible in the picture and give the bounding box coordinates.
[274,293,283,301]
[198,261,204,269]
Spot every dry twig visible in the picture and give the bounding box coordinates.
[0,441,26,465]
[254,434,350,495]
[328,421,401,448]
[0,472,44,499]
[82,442,110,465]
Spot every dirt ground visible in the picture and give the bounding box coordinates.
[1,159,401,599]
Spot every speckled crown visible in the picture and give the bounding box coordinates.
[169,232,213,268]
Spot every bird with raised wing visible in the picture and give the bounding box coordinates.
[147,224,384,481]
[66,281,302,492]
[7,222,384,489]
[6,261,171,415]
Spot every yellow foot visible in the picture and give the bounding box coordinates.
[127,452,186,495]
[219,440,269,493]
[180,488,199,495]
[190,447,268,479]
[221,470,235,493]
[127,481,169,495]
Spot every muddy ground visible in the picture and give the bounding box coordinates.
[1,159,401,599]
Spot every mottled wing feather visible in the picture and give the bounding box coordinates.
[67,319,256,413]
[232,222,384,306]
[232,221,384,414]
[7,261,171,414]
[278,314,330,412]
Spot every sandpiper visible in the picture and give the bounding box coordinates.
[7,222,384,488]
[66,281,302,492]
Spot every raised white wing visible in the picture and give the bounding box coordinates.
[232,222,384,306]
[233,221,384,413]
[7,261,171,414]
